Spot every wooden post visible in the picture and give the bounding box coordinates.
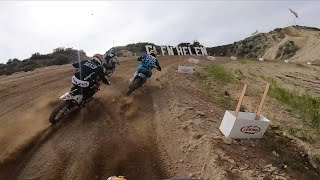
[255,83,270,120]
[234,84,247,117]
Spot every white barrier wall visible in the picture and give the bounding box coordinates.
[207,56,216,60]
[219,110,271,139]
[231,56,237,60]
[188,58,200,64]
[178,66,194,73]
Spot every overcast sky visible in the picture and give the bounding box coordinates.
[0,1,319,63]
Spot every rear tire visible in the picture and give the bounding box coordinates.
[126,78,142,96]
[49,101,73,124]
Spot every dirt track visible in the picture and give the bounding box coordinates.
[0,56,182,179]
[1,56,320,180]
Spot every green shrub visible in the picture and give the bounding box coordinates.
[53,54,69,65]
[203,65,233,85]
[295,63,308,68]
[0,47,82,75]
[248,71,257,77]
[260,75,277,86]
[276,41,299,60]
[22,65,37,72]
[270,86,320,130]
[234,69,243,76]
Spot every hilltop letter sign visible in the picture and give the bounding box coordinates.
[145,45,207,56]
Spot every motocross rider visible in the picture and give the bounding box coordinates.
[70,54,110,104]
[133,49,161,82]
[103,48,120,73]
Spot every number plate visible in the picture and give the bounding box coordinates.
[138,73,145,78]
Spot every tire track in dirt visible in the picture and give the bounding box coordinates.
[0,56,183,179]
[5,80,166,179]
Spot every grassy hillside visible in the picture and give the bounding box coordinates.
[113,42,156,57]
[207,25,320,63]
[206,28,285,58]
[0,48,87,75]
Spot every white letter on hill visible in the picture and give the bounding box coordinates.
[182,47,188,55]
[176,46,183,55]
[194,47,200,56]
[160,46,166,56]
[188,47,193,55]
[200,47,208,56]
[167,46,174,55]
[145,45,152,54]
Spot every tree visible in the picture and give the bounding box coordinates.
[30,52,41,59]
[192,40,203,47]
[12,58,21,63]
[53,54,69,65]
[0,47,84,76]
[53,47,65,53]
[6,59,13,64]
[177,42,191,47]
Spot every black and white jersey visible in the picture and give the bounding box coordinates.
[72,60,105,83]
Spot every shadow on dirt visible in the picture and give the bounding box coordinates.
[0,78,169,179]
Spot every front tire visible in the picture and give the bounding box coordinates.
[126,78,142,96]
[49,101,73,124]
[106,69,113,77]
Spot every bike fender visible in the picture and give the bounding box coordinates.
[60,92,83,104]
[60,92,71,100]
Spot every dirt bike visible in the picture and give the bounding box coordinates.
[126,72,147,96]
[104,58,120,77]
[49,80,101,124]
[126,67,161,96]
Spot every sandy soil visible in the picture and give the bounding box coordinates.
[0,56,182,179]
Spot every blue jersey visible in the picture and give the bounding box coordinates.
[137,54,160,69]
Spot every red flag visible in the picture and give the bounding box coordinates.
[289,8,298,18]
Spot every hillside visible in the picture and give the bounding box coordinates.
[207,25,320,63]
[113,26,320,64]
[0,48,88,76]
[0,42,201,76]
[113,42,156,57]
[2,25,320,76]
